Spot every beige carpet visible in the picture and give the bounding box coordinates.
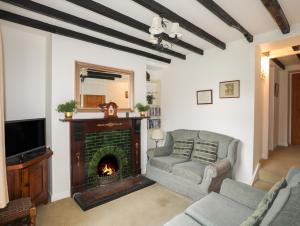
[254,145,300,190]
[37,184,192,226]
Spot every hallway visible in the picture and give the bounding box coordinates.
[254,145,300,190]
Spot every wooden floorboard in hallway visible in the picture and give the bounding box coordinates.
[254,145,300,190]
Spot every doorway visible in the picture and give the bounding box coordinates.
[291,73,300,144]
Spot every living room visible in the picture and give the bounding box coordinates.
[0,0,300,226]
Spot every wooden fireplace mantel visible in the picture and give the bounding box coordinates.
[67,117,147,195]
[59,116,149,122]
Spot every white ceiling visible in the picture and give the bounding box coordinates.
[1,0,300,58]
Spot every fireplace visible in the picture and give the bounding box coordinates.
[67,117,155,210]
[69,118,142,194]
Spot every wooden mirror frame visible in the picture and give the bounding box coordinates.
[75,61,134,112]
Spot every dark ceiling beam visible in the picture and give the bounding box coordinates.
[131,0,226,49]
[292,45,300,61]
[1,0,185,60]
[271,58,285,70]
[261,0,290,34]
[66,0,204,55]
[195,0,253,42]
[0,10,171,64]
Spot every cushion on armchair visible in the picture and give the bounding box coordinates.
[185,192,253,226]
[172,161,207,184]
[198,131,234,159]
[191,138,218,164]
[170,139,194,159]
[149,156,189,173]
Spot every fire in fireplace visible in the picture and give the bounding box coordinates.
[97,154,120,184]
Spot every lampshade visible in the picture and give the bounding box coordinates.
[149,16,164,35]
[151,129,164,140]
[169,22,182,38]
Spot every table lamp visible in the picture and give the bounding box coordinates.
[151,129,164,148]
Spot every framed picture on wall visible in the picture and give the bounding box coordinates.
[219,80,240,98]
[197,89,213,105]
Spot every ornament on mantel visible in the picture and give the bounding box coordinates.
[99,102,118,118]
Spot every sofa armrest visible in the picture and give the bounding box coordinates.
[201,159,231,193]
[220,179,266,209]
[204,159,231,179]
[227,139,239,167]
[147,146,173,159]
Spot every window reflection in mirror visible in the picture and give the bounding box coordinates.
[75,62,134,112]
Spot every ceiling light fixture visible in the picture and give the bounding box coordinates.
[149,15,182,50]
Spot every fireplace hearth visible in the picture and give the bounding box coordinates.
[66,117,155,210]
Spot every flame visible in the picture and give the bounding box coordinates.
[102,164,114,175]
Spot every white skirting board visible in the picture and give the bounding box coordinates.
[50,190,70,202]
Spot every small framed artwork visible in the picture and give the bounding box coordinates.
[274,83,279,97]
[197,89,213,105]
[219,80,240,98]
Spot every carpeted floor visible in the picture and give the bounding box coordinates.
[254,145,300,190]
[37,183,192,226]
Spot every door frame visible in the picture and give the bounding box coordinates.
[288,70,300,145]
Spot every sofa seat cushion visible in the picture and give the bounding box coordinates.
[172,161,207,184]
[185,192,253,226]
[150,156,189,173]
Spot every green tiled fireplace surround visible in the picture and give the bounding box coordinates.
[84,130,132,187]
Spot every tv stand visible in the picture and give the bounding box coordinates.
[7,148,47,165]
[6,148,53,206]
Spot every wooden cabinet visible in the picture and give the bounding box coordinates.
[6,149,53,206]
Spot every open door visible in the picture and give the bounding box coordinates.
[292,73,300,144]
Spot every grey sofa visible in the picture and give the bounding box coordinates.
[146,129,239,200]
[163,167,300,226]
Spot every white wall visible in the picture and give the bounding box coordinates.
[159,40,256,184]
[2,23,47,121]
[50,35,149,201]
[1,22,154,201]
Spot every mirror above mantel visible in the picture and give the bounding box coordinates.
[75,61,134,112]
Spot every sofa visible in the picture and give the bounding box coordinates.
[146,129,239,200]
[163,167,300,226]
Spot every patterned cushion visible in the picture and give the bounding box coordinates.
[171,139,194,159]
[240,178,287,226]
[191,138,218,164]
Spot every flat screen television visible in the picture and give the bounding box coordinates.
[5,118,46,159]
